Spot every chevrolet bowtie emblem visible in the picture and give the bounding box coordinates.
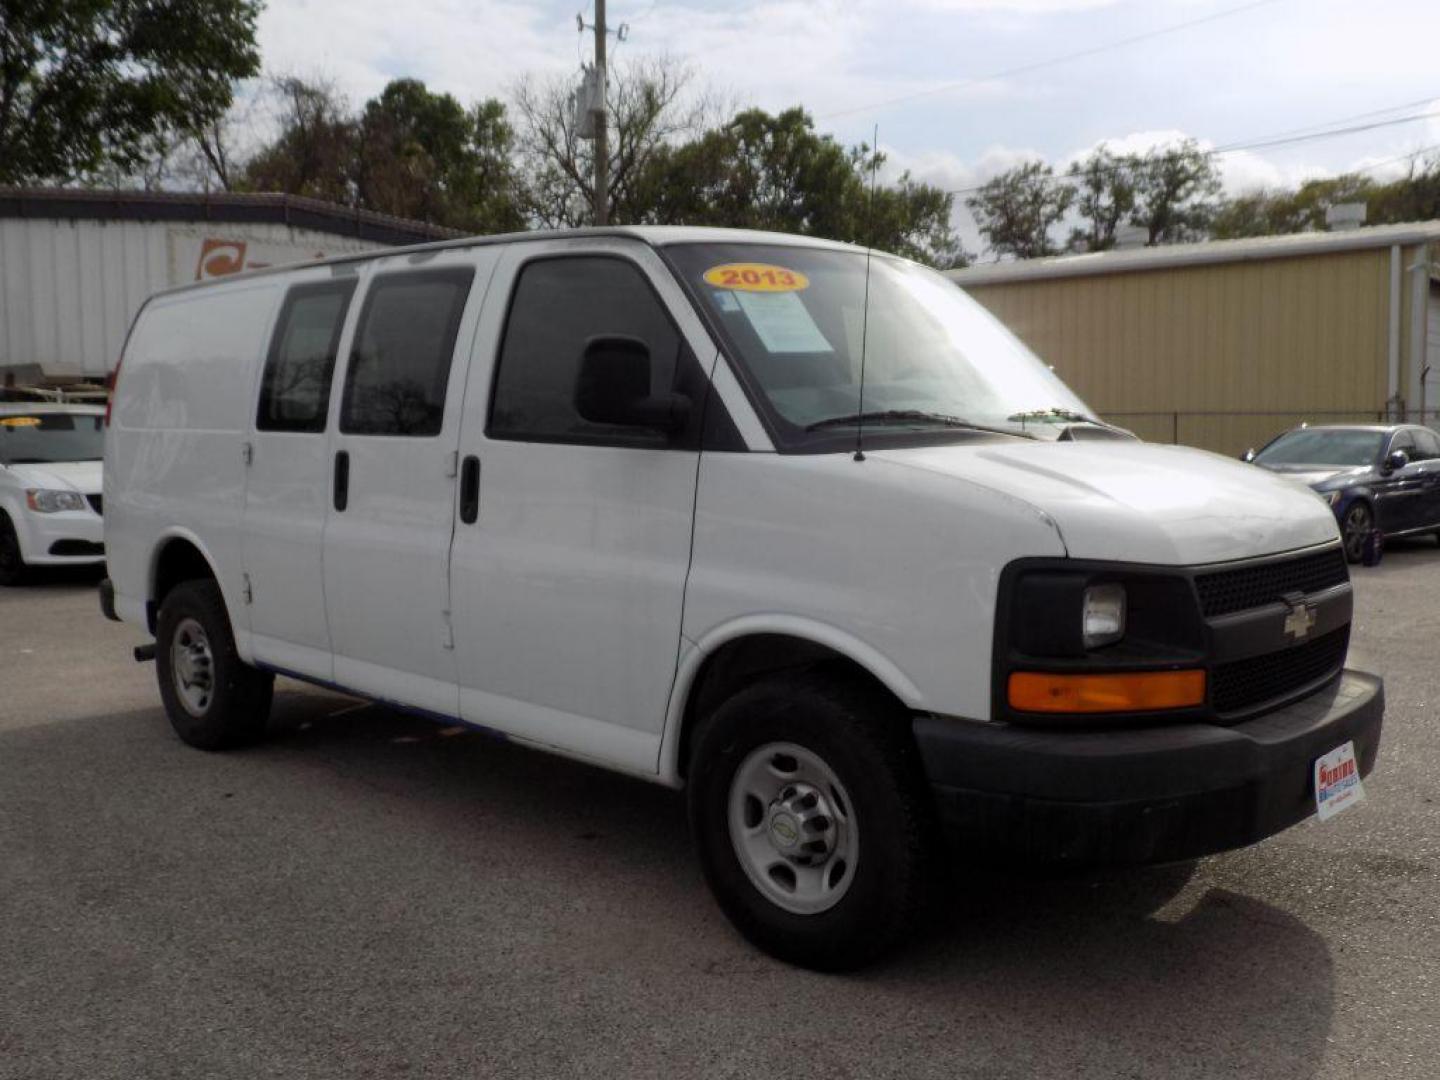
[1281,593,1317,640]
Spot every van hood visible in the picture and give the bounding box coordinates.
[4,460,103,494]
[873,440,1339,565]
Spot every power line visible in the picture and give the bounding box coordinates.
[1215,109,1440,155]
[944,109,1440,196]
[1209,94,1440,152]
[619,0,659,23]
[819,0,1287,122]
[1352,142,1440,176]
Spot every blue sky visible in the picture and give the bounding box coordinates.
[254,0,1440,252]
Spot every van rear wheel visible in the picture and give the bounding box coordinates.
[687,670,929,971]
[155,579,273,750]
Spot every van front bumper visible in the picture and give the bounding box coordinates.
[914,670,1383,867]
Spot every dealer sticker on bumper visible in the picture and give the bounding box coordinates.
[1315,741,1366,822]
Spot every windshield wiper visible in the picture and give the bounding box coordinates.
[805,409,1010,434]
[1006,407,1108,426]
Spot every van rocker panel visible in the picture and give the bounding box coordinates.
[914,669,1382,866]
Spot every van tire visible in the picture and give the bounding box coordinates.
[687,669,929,971]
[0,512,28,586]
[155,579,273,750]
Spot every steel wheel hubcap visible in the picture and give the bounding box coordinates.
[171,617,215,717]
[728,742,858,915]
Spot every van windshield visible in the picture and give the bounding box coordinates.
[0,413,105,465]
[665,243,1093,450]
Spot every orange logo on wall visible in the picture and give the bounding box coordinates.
[192,237,335,281]
[195,238,247,279]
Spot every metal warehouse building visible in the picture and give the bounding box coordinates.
[0,189,454,384]
[947,222,1440,455]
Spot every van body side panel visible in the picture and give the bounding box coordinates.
[678,451,1068,735]
[106,281,283,633]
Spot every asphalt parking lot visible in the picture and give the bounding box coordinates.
[2,548,1438,1080]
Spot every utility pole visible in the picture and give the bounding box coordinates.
[592,0,608,225]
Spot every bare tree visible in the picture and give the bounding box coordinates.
[243,75,358,205]
[513,55,712,227]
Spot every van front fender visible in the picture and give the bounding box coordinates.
[656,615,924,787]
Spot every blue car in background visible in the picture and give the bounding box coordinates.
[1246,424,1440,563]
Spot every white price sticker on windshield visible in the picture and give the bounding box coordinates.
[733,291,832,354]
[1314,741,1365,821]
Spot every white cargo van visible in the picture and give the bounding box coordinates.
[100,228,1383,969]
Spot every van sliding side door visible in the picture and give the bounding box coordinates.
[320,250,498,716]
[242,270,361,680]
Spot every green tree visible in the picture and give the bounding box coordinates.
[355,79,524,233]
[1369,156,1440,224]
[0,0,261,184]
[1066,147,1135,252]
[966,161,1074,259]
[1129,139,1222,245]
[638,108,965,267]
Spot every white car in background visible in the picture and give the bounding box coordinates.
[0,403,106,585]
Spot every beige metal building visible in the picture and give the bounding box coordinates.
[947,222,1440,455]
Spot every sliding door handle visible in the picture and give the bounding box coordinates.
[333,450,350,512]
[459,455,480,524]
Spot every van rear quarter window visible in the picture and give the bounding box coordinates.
[340,268,474,437]
[256,281,357,433]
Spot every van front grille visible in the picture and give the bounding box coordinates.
[1195,548,1348,618]
[1210,627,1348,716]
[87,494,103,516]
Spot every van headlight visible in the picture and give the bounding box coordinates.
[1082,583,1126,648]
[25,488,86,513]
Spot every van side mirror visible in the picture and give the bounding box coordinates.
[1383,449,1409,473]
[1241,448,1256,463]
[575,335,691,435]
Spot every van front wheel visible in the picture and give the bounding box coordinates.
[155,579,273,750]
[687,670,928,971]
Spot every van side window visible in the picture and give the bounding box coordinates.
[257,280,357,433]
[488,256,700,447]
[340,267,475,436]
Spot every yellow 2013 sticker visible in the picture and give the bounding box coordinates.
[703,263,809,292]
[0,416,42,428]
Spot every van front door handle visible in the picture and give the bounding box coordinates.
[459,455,480,524]
[333,450,349,512]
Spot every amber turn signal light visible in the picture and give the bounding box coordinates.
[1008,669,1206,714]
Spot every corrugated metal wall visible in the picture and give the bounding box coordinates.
[962,248,1400,455]
[0,218,382,379]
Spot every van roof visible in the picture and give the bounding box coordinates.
[149,226,866,300]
